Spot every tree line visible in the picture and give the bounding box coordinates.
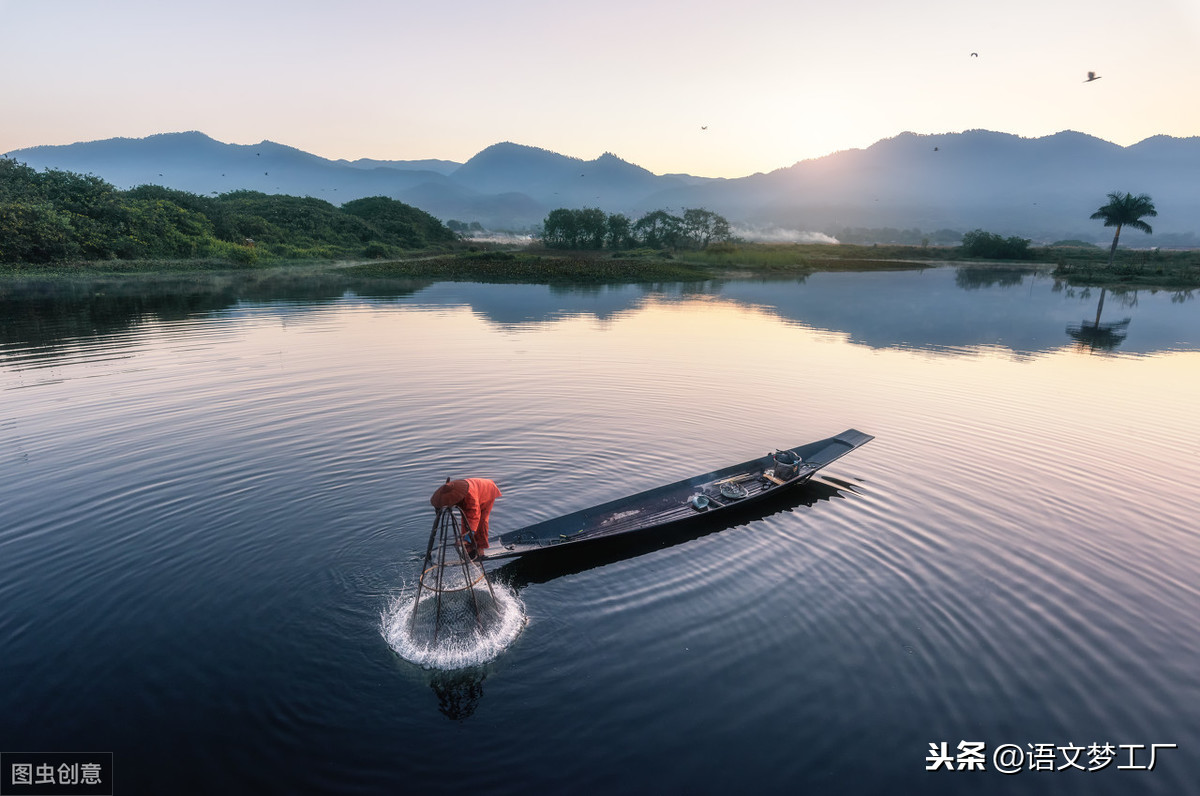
[958,194,1157,261]
[0,158,457,264]
[541,207,733,250]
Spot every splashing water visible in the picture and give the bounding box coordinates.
[381,578,526,670]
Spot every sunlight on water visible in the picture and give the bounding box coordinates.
[381,579,526,670]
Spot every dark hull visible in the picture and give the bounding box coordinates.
[479,429,873,561]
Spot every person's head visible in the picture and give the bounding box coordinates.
[430,478,468,508]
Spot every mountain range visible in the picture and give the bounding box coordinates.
[6,130,1199,244]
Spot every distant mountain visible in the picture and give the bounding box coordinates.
[334,156,459,175]
[453,143,689,201]
[640,130,1200,242]
[6,130,1199,242]
[4,131,455,206]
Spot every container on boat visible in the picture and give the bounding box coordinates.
[772,450,802,479]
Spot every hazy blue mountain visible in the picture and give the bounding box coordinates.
[641,130,1200,241]
[5,131,457,207]
[443,143,696,225]
[451,143,687,202]
[396,180,546,231]
[6,129,1198,241]
[335,156,459,175]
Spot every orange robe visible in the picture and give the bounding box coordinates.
[429,478,503,549]
[458,478,502,550]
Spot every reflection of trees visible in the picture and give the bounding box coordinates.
[954,267,1036,290]
[430,669,486,721]
[0,273,430,355]
[0,285,239,352]
[1066,288,1131,352]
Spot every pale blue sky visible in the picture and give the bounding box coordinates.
[3,0,1198,177]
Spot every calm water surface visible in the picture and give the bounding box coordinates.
[1,267,1197,794]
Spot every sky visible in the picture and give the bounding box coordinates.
[3,0,1199,178]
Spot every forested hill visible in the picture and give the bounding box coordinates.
[0,158,457,264]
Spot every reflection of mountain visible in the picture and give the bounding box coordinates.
[412,269,1196,357]
[2,268,1195,360]
[406,281,717,326]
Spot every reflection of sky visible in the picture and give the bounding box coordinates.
[374,268,1198,357]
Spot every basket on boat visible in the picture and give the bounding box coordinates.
[772,450,803,479]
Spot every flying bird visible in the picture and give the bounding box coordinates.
[701,125,708,130]
[1085,71,1101,82]
[970,52,978,57]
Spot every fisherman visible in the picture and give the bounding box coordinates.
[429,478,503,558]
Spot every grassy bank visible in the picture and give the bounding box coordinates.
[676,242,959,272]
[680,242,1200,288]
[345,245,946,284]
[1047,246,1200,288]
[344,250,714,283]
[4,242,1198,289]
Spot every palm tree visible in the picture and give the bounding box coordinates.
[1090,192,1157,267]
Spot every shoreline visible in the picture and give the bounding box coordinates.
[2,244,1196,290]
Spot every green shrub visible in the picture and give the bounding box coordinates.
[0,163,458,265]
[961,229,1032,260]
[363,241,392,259]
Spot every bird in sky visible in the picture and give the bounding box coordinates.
[970,52,978,57]
[1085,71,1101,82]
[701,125,708,130]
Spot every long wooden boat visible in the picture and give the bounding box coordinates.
[478,429,873,561]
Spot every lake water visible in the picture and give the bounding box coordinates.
[1,266,1197,795]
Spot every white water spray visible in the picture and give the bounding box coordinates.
[381,579,526,670]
